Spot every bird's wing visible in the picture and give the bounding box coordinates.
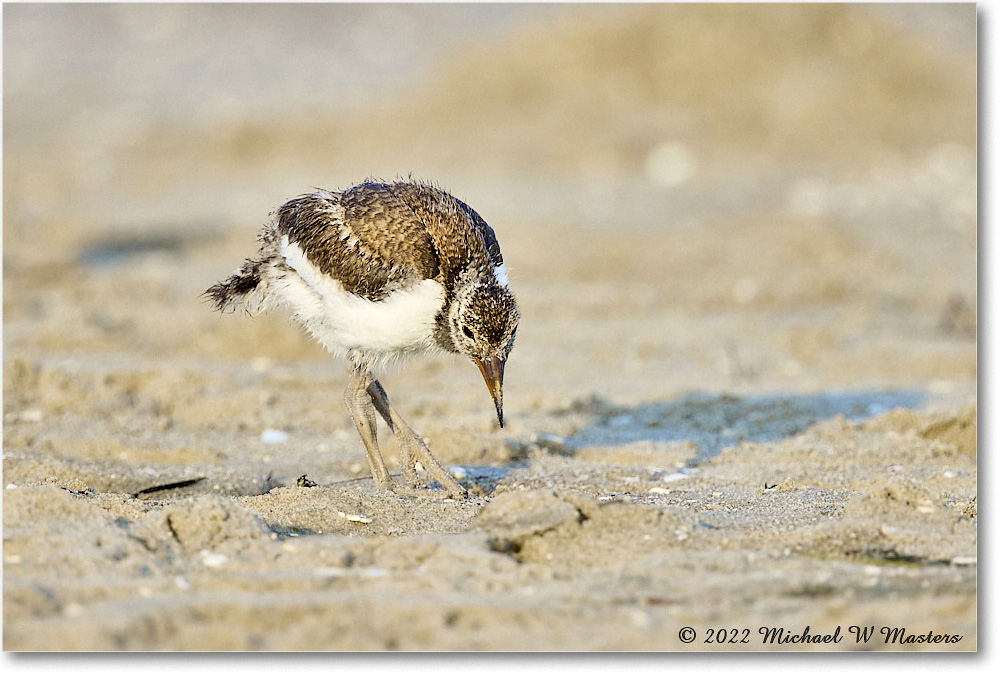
[341,183,443,281]
[376,182,502,287]
[275,189,427,300]
[276,182,501,300]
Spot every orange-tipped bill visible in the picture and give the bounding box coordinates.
[474,356,505,428]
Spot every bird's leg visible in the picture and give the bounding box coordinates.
[366,378,467,497]
[344,366,393,493]
[364,379,420,489]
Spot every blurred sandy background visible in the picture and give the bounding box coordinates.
[3,3,977,651]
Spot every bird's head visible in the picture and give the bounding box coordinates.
[445,270,519,428]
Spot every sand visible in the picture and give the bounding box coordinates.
[2,3,977,651]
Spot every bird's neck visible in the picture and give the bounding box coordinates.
[432,272,480,353]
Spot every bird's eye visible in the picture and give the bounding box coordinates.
[462,325,474,339]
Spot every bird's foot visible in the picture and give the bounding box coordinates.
[396,437,467,498]
[360,374,468,499]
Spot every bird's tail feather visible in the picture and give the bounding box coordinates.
[204,258,266,314]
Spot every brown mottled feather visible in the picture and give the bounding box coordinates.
[204,180,504,312]
[280,181,500,300]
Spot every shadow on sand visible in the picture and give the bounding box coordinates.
[561,389,925,463]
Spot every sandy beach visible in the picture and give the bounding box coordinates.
[3,3,977,651]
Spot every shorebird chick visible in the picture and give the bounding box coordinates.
[205,180,519,498]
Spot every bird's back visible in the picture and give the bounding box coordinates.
[275,181,502,301]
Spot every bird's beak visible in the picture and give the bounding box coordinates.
[474,356,505,428]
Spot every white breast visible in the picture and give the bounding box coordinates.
[270,237,445,362]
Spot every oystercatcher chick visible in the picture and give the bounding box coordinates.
[205,180,519,498]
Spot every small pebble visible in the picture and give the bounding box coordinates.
[660,473,688,483]
[337,511,373,524]
[261,429,288,444]
[199,551,228,568]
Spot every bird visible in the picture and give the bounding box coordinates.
[205,180,520,498]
